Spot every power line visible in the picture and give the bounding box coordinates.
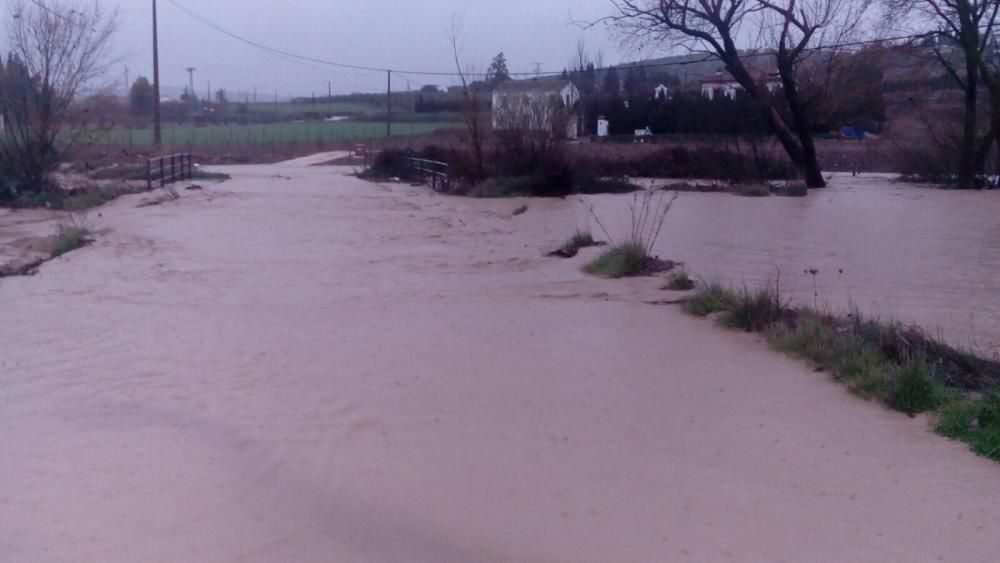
[163,0,975,82]
[22,0,98,32]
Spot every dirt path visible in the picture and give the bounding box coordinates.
[1,162,998,562]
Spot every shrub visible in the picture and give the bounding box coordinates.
[583,242,648,278]
[738,184,771,197]
[468,166,576,198]
[62,187,130,211]
[468,176,533,198]
[575,176,642,195]
[577,144,795,183]
[361,148,417,181]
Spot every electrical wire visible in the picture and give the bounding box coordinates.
[165,0,983,81]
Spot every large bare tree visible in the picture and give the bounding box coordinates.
[886,0,1000,188]
[608,0,869,188]
[0,0,117,195]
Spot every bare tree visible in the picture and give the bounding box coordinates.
[446,17,486,179]
[886,1,1000,187]
[887,2,999,183]
[0,0,118,195]
[607,0,869,188]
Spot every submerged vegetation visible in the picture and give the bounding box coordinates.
[681,282,1000,462]
[664,270,695,291]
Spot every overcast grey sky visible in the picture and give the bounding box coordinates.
[105,0,633,99]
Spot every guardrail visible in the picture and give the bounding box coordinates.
[405,158,452,192]
[147,154,194,190]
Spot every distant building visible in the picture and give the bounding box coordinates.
[654,84,670,99]
[492,79,581,139]
[597,116,609,138]
[700,70,781,100]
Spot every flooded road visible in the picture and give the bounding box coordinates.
[1,162,999,562]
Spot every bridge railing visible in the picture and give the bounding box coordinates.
[146,154,193,190]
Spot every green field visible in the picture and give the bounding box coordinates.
[84,120,461,148]
[237,101,377,116]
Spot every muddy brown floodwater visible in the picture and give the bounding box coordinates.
[2,157,999,562]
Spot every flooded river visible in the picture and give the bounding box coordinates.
[587,174,1000,353]
[1,162,998,561]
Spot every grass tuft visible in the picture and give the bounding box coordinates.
[889,359,945,414]
[50,226,91,258]
[680,278,1000,462]
[683,281,734,316]
[512,205,528,216]
[664,270,695,291]
[722,285,784,332]
[583,242,648,278]
[769,312,891,400]
[936,391,1000,460]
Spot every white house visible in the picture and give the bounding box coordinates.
[492,79,581,139]
[654,84,670,99]
[700,70,781,100]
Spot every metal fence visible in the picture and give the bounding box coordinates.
[147,154,194,190]
[405,158,452,192]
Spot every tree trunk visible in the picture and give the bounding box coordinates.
[777,55,826,188]
[958,46,980,189]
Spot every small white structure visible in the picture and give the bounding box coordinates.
[634,127,653,137]
[654,84,670,99]
[597,116,609,138]
[700,70,781,100]
[492,79,581,139]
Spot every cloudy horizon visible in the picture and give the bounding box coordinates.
[99,0,643,99]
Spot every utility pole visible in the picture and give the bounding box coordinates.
[186,67,196,99]
[124,65,129,96]
[152,0,162,148]
[328,81,332,114]
[253,86,257,105]
[207,81,211,105]
[386,70,392,137]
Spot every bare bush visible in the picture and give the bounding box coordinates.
[581,188,680,253]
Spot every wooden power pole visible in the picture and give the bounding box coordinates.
[153,0,162,148]
[386,70,392,137]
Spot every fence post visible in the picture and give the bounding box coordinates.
[146,159,152,191]
[160,157,165,187]
[170,154,176,183]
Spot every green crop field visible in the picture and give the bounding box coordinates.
[236,101,377,116]
[84,120,461,148]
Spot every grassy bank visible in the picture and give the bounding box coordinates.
[683,282,1000,462]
